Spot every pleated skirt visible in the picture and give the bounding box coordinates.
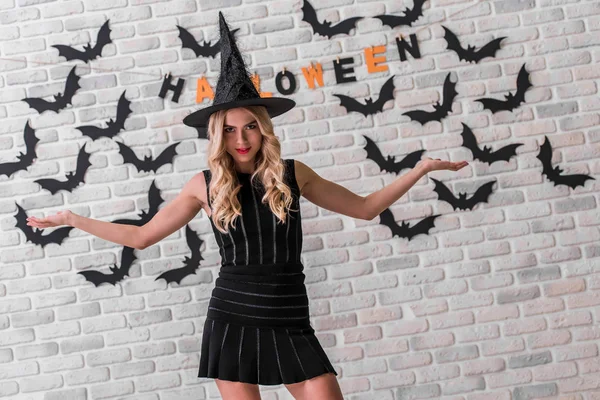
[198,263,337,385]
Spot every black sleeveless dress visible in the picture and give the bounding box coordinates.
[198,158,337,385]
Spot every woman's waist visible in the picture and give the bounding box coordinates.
[217,262,306,284]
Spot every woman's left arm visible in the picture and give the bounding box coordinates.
[295,158,468,221]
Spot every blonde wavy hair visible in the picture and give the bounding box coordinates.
[206,106,297,234]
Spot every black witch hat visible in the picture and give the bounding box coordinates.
[182,12,295,136]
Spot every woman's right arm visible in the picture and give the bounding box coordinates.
[28,172,208,250]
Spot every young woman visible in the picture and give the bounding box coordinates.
[26,12,468,400]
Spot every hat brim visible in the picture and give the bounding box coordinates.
[182,97,296,128]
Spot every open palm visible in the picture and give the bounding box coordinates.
[26,210,73,228]
[421,157,468,173]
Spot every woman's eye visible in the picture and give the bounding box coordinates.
[246,124,256,130]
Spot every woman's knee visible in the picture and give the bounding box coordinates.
[215,378,261,400]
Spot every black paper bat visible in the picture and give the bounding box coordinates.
[155,226,204,284]
[14,203,74,248]
[76,91,132,140]
[363,135,425,174]
[442,25,505,63]
[475,63,532,113]
[177,25,239,58]
[111,180,164,226]
[0,120,39,178]
[334,76,395,117]
[117,141,180,173]
[52,20,112,63]
[301,0,362,38]
[22,66,81,114]
[431,178,495,211]
[460,123,523,166]
[536,136,595,189]
[403,73,457,124]
[78,246,137,286]
[34,145,92,194]
[373,0,426,28]
[379,208,440,240]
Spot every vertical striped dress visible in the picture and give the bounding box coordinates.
[198,158,337,385]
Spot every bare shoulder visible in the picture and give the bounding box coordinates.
[292,159,314,197]
[184,170,210,215]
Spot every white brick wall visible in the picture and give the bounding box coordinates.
[1,0,599,399]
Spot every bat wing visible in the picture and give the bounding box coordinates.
[442,26,469,61]
[475,97,509,114]
[363,135,392,173]
[89,20,112,59]
[373,14,410,29]
[112,92,132,132]
[378,208,403,237]
[0,161,28,178]
[402,109,434,125]
[439,73,458,117]
[177,25,205,57]
[117,142,147,172]
[513,64,532,105]
[431,177,461,209]
[35,178,74,195]
[328,17,362,37]
[536,136,555,177]
[301,0,325,35]
[51,44,88,62]
[22,97,54,114]
[39,226,74,247]
[552,173,595,189]
[372,76,396,113]
[404,0,426,25]
[405,214,440,240]
[334,94,369,117]
[488,143,523,163]
[474,37,505,62]
[151,142,180,172]
[55,66,81,111]
[460,123,482,159]
[78,270,121,286]
[466,181,495,209]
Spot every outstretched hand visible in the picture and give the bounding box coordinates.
[420,157,469,173]
[26,210,74,228]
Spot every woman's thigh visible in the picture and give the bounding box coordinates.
[215,378,261,400]
[284,372,344,400]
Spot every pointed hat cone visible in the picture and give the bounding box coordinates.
[183,12,295,136]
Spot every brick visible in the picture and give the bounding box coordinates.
[463,358,505,376]
[494,0,535,13]
[417,364,460,383]
[532,361,577,381]
[556,343,598,362]
[508,350,552,368]
[389,352,432,371]
[482,337,525,356]
[543,277,585,296]
[395,383,441,399]
[516,265,561,283]
[442,376,485,395]
[372,371,414,390]
[435,345,479,363]
[496,286,540,304]
[488,370,532,389]
[528,330,571,349]
[410,332,454,351]
[513,383,557,400]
